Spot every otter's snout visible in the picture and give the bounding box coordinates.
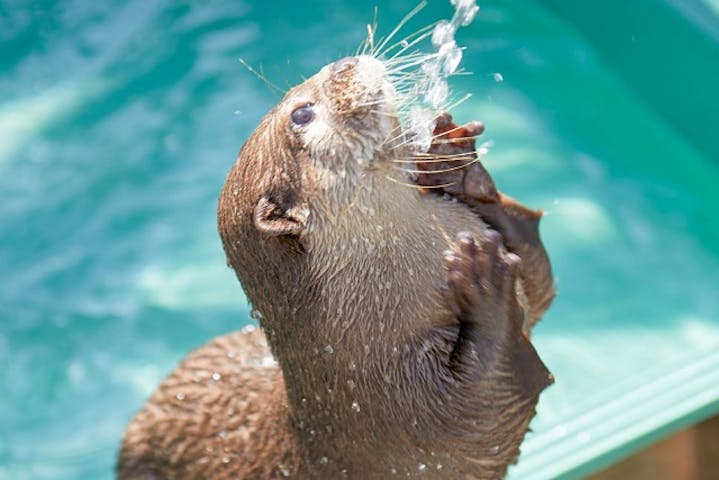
[323,54,391,120]
[331,56,358,77]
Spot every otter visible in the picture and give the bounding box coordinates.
[118,55,554,479]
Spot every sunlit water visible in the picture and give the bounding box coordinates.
[2,1,718,479]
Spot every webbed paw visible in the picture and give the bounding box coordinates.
[442,230,521,326]
[442,230,553,396]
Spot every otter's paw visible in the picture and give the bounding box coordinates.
[414,113,497,201]
[442,230,552,398]
[442,230,521,328]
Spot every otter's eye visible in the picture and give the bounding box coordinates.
[291,104,314,126]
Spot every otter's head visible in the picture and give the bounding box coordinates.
[218,55,403,297]
[275,54,401,203]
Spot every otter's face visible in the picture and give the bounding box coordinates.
[279,55,400,199]
[219,56,403,249]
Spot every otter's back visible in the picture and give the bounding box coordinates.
[118,327,301,479]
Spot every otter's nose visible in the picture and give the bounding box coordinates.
[331,56,358,76]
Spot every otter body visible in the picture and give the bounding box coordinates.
[119,55,554,479]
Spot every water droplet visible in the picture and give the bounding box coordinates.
[319,456,328,465]
[222,456,231,464]
[490,445,500,454]
[453,0,480,26]
[175,392,186,401]
[418,463,427,471]
[278,465,290,477]
[439,41,462,75]
[436,463,443,470]
[347,379,356,390]
[492,72,504,83]
[211,372,221,381]
[323,345,334,354]
[351,401,361,413]
[260,355,276,367]
[431,20,454,47]
[250,309,263,321]
[424,81,449,107]
[218,429,229,439]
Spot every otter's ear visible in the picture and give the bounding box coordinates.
[253,195,309,237]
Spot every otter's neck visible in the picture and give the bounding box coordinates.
[255,172,450,399]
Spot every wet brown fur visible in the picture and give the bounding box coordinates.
[119,56,554,479]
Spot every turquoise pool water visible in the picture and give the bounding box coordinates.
[1,1,718,479]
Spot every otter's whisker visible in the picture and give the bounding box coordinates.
[384,52,440,73]
[428,136,482,146]
[384,174,458,190]
[390,133,479,150]
[392,152,478,164]
[385,57,435,74]
[363,24,375,56]
[386,125,485,152]
[355,100,386,108]
[388,135,428,152]
[373,1,428,57]
[357,7,379,56]
[379,22,439,60]
[384,26,437,62]
[239,58,285,96]
[367,109,399,118]
[382,128,414,149]
[383,49,432,63]
[436,90,472,113]
[390,160,476,175]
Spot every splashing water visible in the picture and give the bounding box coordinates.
[425,0,479,104]
[412,0,478,150]
[363,0,479,152]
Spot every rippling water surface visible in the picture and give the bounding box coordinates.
[2,1,718,478]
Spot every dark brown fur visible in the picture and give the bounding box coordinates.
[118,55,554,479]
